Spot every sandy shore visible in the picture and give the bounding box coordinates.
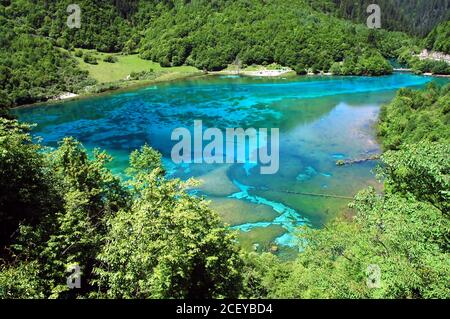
[211,68,293,77]
[54,92,78,101]
[416,49,450,64]
[213,69,335,77]
[424,73,450,78]
[243,69,292,77]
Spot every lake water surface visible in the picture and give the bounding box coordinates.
[14,73,442,256]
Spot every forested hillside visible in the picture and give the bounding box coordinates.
[0,4,94,110]
[138,0,409,72]
[2,0,449,110]
[0,126,243,298]
[0,0,421,109]
[329,0,450,36]
[378,83,450,150]
[3,0,412,70]
[425,21,450,54]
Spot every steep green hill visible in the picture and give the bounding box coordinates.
[425,21,450,54]
[0,8,94,109]
[378,83,450,150]
[0,0,432,109]
[329,0,449,36]
[394,0,449,36]
[138,0,409,72]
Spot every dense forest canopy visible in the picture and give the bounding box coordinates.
[138,0,409,73]
[328,0,450,36]
[0,0,436,108]
[0,126,243,298]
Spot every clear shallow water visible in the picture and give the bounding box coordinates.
[14,73,441,255]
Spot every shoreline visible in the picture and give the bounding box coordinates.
[53,92,79,101]
[12,71,206,110]
[210,69,295,77]
[423,73,450,78]
[13,68,298,109]
[12,69,449,110]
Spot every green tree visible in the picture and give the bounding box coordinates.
[0,261,45,299]
[94,147,243,298]
[0,119,60,252]
[378,83,450,149]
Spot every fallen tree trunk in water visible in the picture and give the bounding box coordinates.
[336,154,381,166]
[272,189,354,200]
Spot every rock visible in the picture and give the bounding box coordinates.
[336,160,345,166]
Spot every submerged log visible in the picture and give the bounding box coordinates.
[274,189,354,200]
[336,154,381,166]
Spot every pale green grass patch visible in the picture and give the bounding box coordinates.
[72,49,199,83]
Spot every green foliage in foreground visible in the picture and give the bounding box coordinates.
[378,83,450,150]
[328,0,450,37]
[242,140,449,299]
[1,87,449,299]
[0,120,242,298]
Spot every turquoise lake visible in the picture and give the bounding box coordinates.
[14,73,445,256]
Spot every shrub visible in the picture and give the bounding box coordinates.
[430,61,450,75]
[294,64,307,75]
[103,55,118,63]
[83,53,98,65]
[74,50,83,58]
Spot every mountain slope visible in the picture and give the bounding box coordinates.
[0,0,417,108]
[139,0,410,72]
[329,0,449,36]
[0,8,94,108]
[425,21,450,54]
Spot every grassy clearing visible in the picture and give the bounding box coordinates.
[71,49,200,84]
